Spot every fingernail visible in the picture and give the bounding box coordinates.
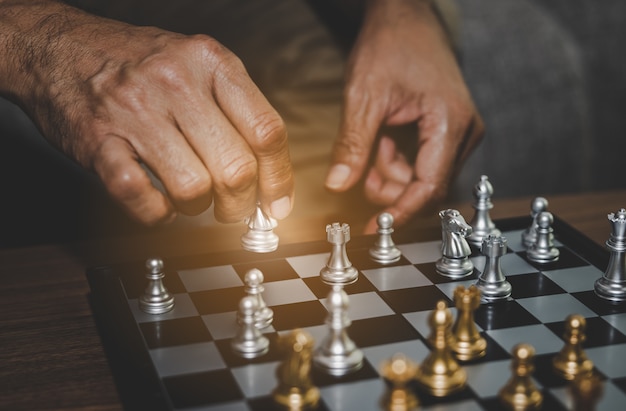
[325,164,351,190]
[270,196,292,220]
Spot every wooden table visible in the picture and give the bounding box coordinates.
[0,190,624,410]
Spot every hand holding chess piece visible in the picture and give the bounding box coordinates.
[380,353,419,411]
[273,329,320,410]
[241,203,279,253]
[498,343,543,411]
[451,285,486,361]
[415,300,467,397]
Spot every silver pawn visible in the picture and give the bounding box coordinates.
[468,175,501,247]
[369,212,401,264]
[313,286,363,376]
[522,197,549,248]
[241,203,279,253]
[436,209,474,278]
[594,208,626,303]
[320,223,359,286]
[476,235,512,302]
[139,257,175,314]
[231,296,270,359]
[244,268,273,329]
[526,211,560,263]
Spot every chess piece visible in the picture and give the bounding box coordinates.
[552,314,594,380]
[369,212,402,264]
[273,329,320,410]
[451,285,487,361]
[436,209,474,278]
[380,353,419,411]
[475,235,512,303]
[320,223,359,286]
[570,370,604,411]
[241,203,279,253]
[594,208,626,302]
[231,296,270,359]
[244,268,273,329]
[526,211,560,263]
[468,175,501,246]
[498,343,543,411]
[313,285,363,376]
[415,300,467,397]
[522,197,549,248]
[139,257,175,314]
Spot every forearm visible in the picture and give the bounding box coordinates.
[0,1,121,110]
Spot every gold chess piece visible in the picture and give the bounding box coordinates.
[552,314,594,380]
[451,285,487,361]
[380,353,419,411]
[570,370,604,411]
[415,300,467,397]
[499,343,543,411]
[273,329,320,410]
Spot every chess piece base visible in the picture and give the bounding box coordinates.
[313,348,363,377]
[436,257,474,278]
[369,247,402,264]
[320,266,359,286]
[414,365,467,397]
[452,338,487,362]
[139,294,175,315]
[241,231,279,253]
[231,335,270,359]
[526,247,560,264]
[594,276,626,303]
[476,278,512,303]
[273,386,320,410]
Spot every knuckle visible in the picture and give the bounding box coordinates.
[248,111,287,149]
[219,155,258,192]
[170,173,211,204]
[334,130,369,158]
[103,165,149,204]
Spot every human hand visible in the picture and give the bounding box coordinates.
[325,0,483,233]
[0,2,293,225]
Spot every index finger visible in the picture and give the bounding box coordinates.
[211,54,294,220]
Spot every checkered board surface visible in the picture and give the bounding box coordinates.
[87,216,626,411]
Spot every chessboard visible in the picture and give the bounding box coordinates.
[86,215,626,411]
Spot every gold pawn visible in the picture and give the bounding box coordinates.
[380,353,419,411]
[273,329,320,410]
[570,370,604,411]
[451,285,487,361]
[499,343,543,411]
[415,300,467,397]
[552,314,594,380]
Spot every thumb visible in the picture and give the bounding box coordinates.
[325,92,384,192]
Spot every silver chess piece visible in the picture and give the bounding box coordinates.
[522,197,549,248]
[139,257,175,314]
[320,223,359,286]
[231,295,270,359]
[436,209,474,278]
[468,175,501,246]
[476,235,512,302]
[594,208,626,303]
[526,211,560,263]
[313,285,363,376]
[244,268,273,329]
[241,203,279,253]
[369,212,401,264]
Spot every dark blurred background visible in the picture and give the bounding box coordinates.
[1,0,624,248]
